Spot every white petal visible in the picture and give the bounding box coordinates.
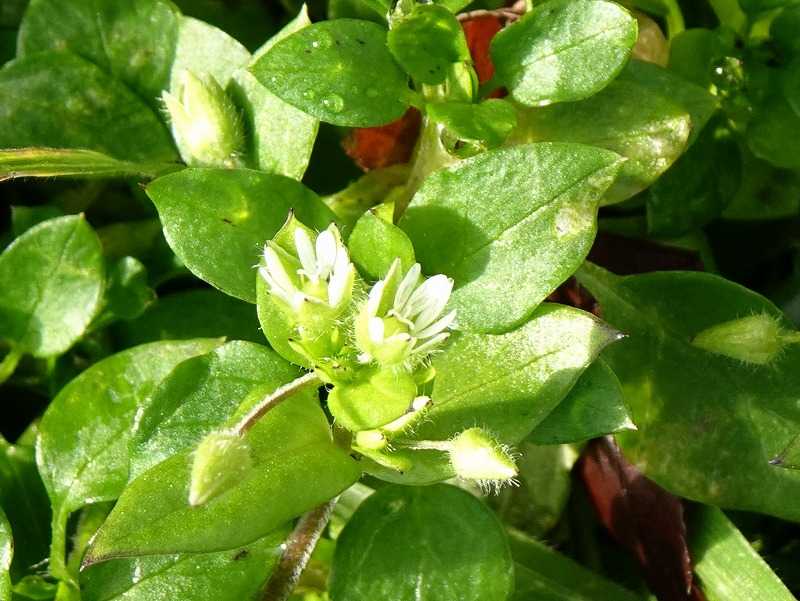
[328,261,353,307]
[411,332,450,356]
[406,274,453,320]
[394,263,421,315]
[413,310,457,340]
[263,247,296,293]
[259,268,294,305]
[294,228,317,282]
[367,280,386,316]
[368,317,385,344]
[315,229,337,278]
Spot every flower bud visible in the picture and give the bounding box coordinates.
[448,428,517,484]
[692,313,797,365]
[188,430,252,506]
[355,259,456,366]
[162,70,244,168]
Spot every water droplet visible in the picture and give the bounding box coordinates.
[310,33,334,50]
[321,93,344,113]
[302,89,316,101]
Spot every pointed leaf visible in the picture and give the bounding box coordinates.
[86,389,360,560]
[399,143,623,332]
[576,262,800,521]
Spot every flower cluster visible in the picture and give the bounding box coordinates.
[252,216,517,492]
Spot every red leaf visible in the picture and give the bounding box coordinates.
[342,108,422,172]
[579,437,706,601]
[461,15,502,85]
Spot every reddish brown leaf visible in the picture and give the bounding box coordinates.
[342,108,421,172]
[461,15,503,85]
[578,437,706,601]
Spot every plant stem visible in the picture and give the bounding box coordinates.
[403,440,453,452]
[234,372,320,435]
[259,497,338,601]
[0,347,22,385]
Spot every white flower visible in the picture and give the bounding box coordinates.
[258,223,355,315]
[356,259,456,365]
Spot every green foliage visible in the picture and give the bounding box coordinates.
[1,0,799,599]
[490,0,637,105]
[330,485,514,601]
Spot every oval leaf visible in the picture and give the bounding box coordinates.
[399,143,623,333]
[250,19,411,127]
[146,168,336,303]
[37,339,222,579]
[330,484,513,601]
[576,262,800,521]
[490,0,637,106]
[0,215,104,358]
[85,390,360,560]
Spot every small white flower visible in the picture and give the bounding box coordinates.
[356,259,456,365]
[258,223,355,314]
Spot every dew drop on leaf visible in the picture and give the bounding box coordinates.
[321,94,345,113]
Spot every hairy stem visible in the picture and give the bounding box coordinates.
[234,372,320,435]
[260,497,338,601]
[0,347,21,386]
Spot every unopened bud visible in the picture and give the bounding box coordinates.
[692,313,799,365]
[189,430,252,506]
[163,70,244,168]
[448,428,517,484]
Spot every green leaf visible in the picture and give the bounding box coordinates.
[620,60,718,146]
[399,143,623,333]
[169,16,249,90]
[508,528,643,601]
[510,73,692,205]
[348,209,415,279]
[365,304,620,484]
[0,508,9,601]
[668,29,732,88]
[528,359,635,445]
[130,340,300,479]
[387,4,469,85]
[37,339,222,579]
[111,289,263,347]
[646,119,740,236]
[772,7,800,57]
[575,262,800,521]
[18,0,180,103]
[146,168,336,303]
[81,528,288,601]
[0,148,173,182]
[0,438,50,581]
[10,205,63,238]
[497,443,578,536]
[0,215,104,357]
[330,484,513,601]
[328,0,392,23]
[231,6,319,179]
[85,389,360,560]
[747,94,800,169]
[427,99,517,151]
[722,148,800,220]
[95,257,155,327]
[689,506,796,601]
[0,52,176,162]
[738,0,799,12]
[250,19,411,127]
[490,0,637,106]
